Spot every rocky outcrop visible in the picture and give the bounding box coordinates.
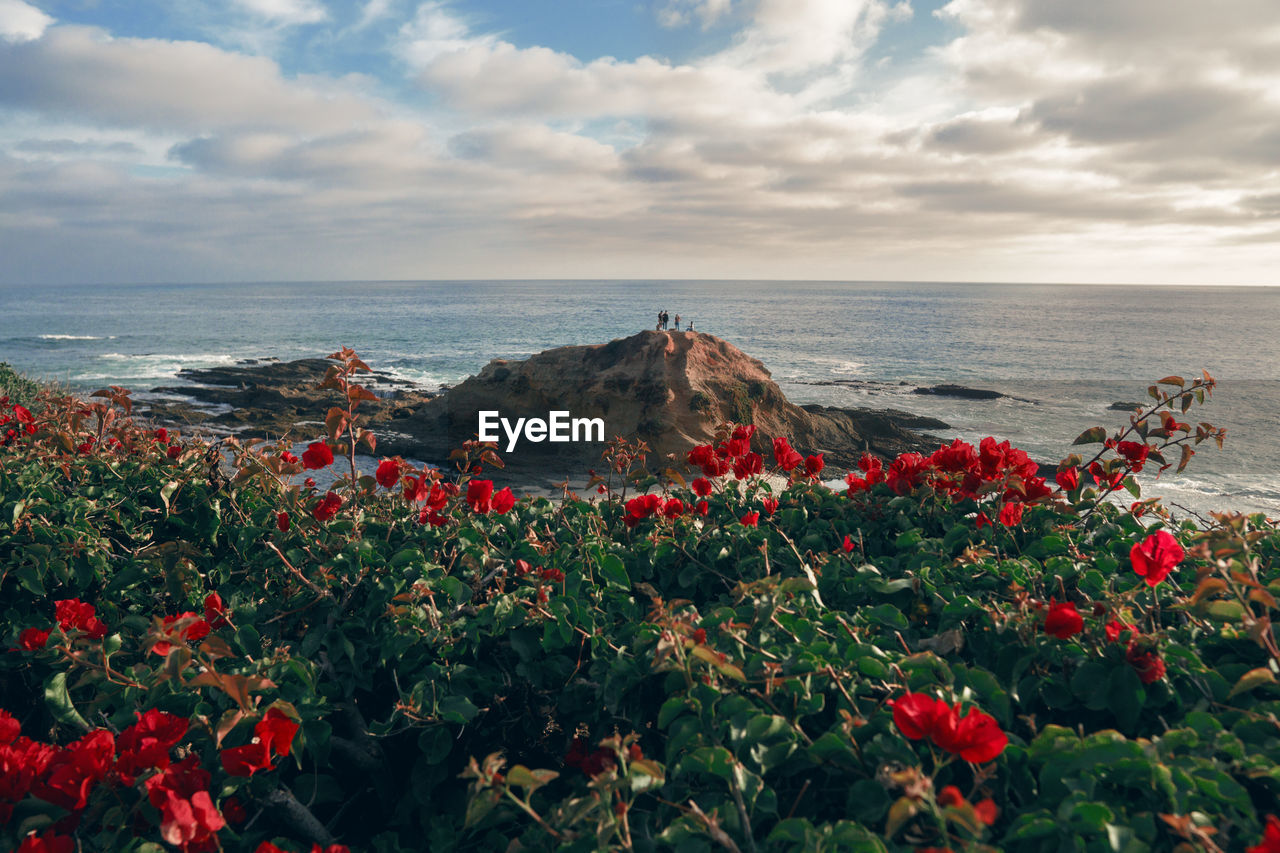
[398,331,943,472]
[144,331,948,476]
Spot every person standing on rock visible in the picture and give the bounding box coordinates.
[656,310,663,331]
[674,314,681,331]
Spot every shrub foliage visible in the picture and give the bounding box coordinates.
[1,355,1278,853]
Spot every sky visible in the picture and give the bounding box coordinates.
[1,0,1279,285]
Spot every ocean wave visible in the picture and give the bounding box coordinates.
[73,352,242,383]
[38,334,116,340]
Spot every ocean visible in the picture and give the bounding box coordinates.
[2,280,1277,518]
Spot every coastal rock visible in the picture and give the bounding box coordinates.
[144,331,947,477]
[1109,401,1145,411]
[400,330,944,473]
[912,384,1005,400]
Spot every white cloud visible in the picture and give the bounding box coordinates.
[232,0,328,25]
[658,0,733,30]
[0,0,52,43]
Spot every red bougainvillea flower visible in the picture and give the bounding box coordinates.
[221,796,247,826]
[1126,641,1167,684]
[892,693,948,741]
[1055,466,1080,491]
[153,428,169,443]
[280,451,299,465]
[301,441,333,470]
[974,799,999,826]
[204,593,229,630]
[311,846,352,853]
[466,479,494,513]
[151,613,212,657]
[841,535,855,553]
[16,831,75,853]
[219,741,272,777]
[732,424,757,442]
[663,498,685,518]
[32,728,115,810]
[18,627,50,651]
[695,501,709,516]
[1115,440,1150,471]
[156,788,225,852]
[167,445,182,460]
[276,512,290,533]
[257,708,299,757]
[892,693,1006,762]
[624,493,664,527]
[932,703,1008,763]
[1130,530,1184,587]
[54,598,108,640]
[772,437,804,471]
[375,458,401,489]
[740,511,759,527]
[564,737,615,777]
[732,451,763,480]
[491,486,515,514]
[937,785,964,807]
[1043,599,1084,639]
[1248,815,1280,853]
[998,501,1024,526]
[804,454,824,478]
[691,477,713,497]
[1105,620,1131,643]
[761,496,778,516]
[115,708,188,783]
[312,491,343,522]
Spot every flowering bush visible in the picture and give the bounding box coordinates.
[0,355,1277,852]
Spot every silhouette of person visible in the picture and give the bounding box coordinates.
[674,314,681,330]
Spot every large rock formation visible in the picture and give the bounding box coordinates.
[400,330,944,472]
[143,331,947,479]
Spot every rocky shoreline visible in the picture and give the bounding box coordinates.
[139,331,960,482]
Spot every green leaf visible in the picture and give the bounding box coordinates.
[44,672,91,733]
[598,554,630,591]
[438,695,479,724]
[1073,427,1108,445]
[1227,667,1276,698]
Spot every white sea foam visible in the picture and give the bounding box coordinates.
[39,334,115,340]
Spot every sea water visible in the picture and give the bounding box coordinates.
[2,280,1277,517]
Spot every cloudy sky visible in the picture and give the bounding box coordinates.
[1,0,1278,285]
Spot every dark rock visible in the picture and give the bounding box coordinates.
[1109,401,1145,411]
[912,384,1004,400]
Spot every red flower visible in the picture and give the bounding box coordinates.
[1130,530,1184,587]
[772,437,804,471]
[740,511,759,527]
[1126,641,1166,684]
[204,593,229,629]
[255,844,288,853]
[280,451,299,465]
[974,798,999,826]
[932,704,1008,763]
[16,831,75,853]
[692,477,713,497]
[937,785,964,807]
[732,452,763,480]
[301,441,333,470]
[695,501,709,516]
[1055,466,1080,491]
[54,598,107,640]
[145,755,210,809]
[1248,815,1280,853]
[491,486,515,514]
[257,708,299,757]
[804,454,824,478]
[841,534,855,553]
[375,458,401,489]
[761,496,778,516]
[32,729,115,810]
[467,479,494,513]
[1105,620,1130,643]
[167,445,182,460]
[312,491,343,522]
[18,627,50,651]
[1115,440,1150,471]
[663,498,685,518]
[276,512,290,532]
[732,424,757,442]
[13,404,33,424]
[154,428,169,443]
[221,796,247,825]
[1043,599,1083,639]
[998,501,1023,526]
[975,512,992,529]
[892,693,947,741]
[691,628,707,644]
[117,709,187,759]
[157,788,225,852]
[151,613,211,657]
[219,741,273,777]
[624,493,664,527]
